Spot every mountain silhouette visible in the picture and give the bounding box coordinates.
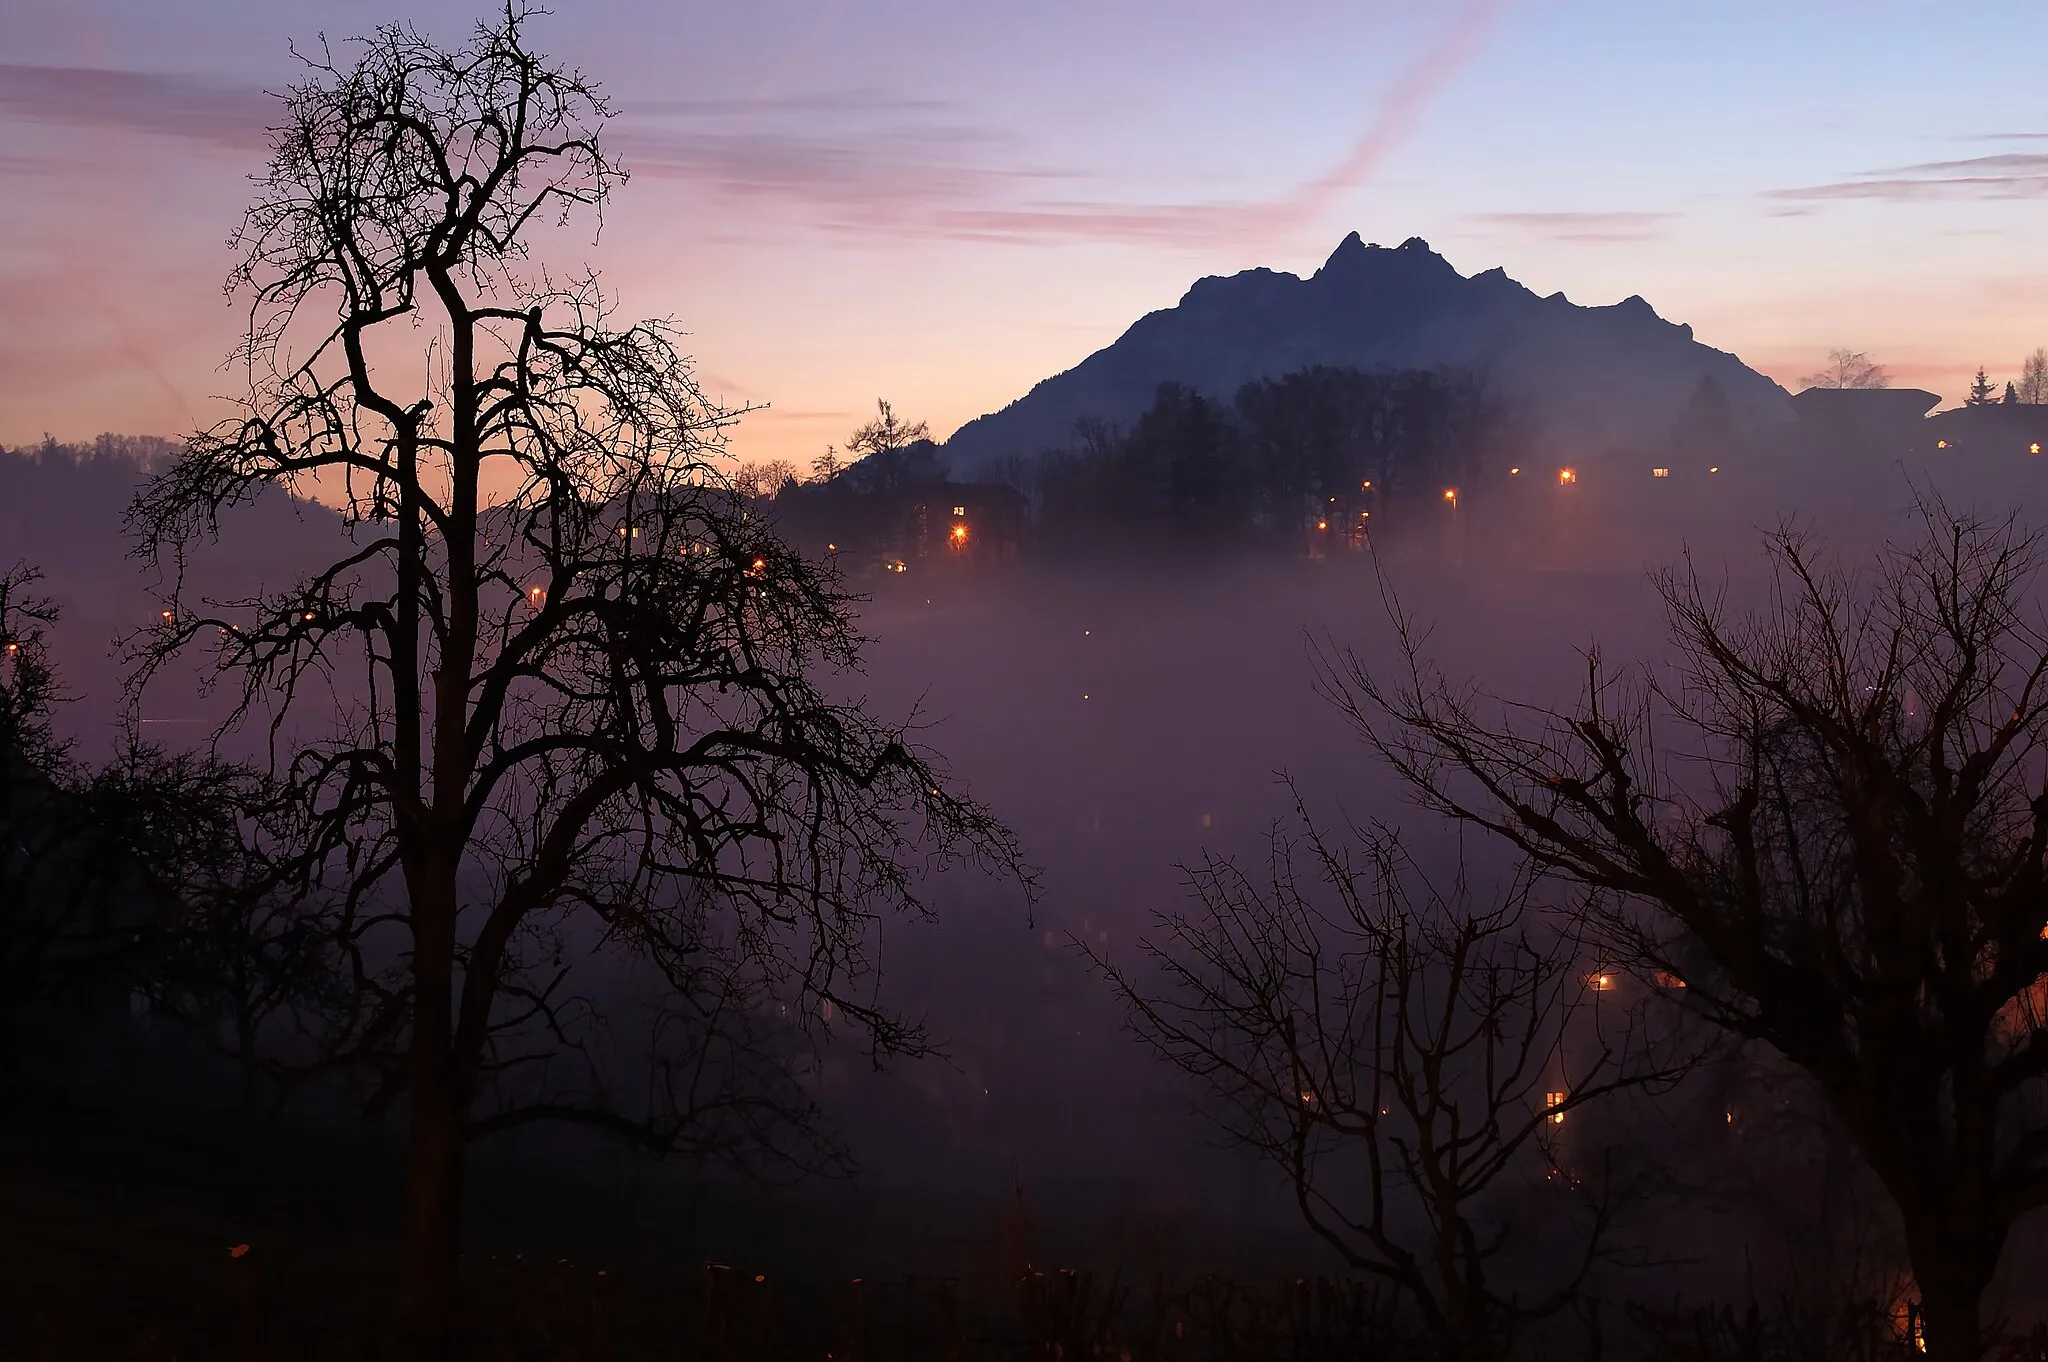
[941,234,1792,471]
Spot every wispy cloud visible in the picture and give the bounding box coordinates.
[1768,152,2048,202]
[624,0,1513,251]
[612,125,1080,220]
[0,63,272,153]
[0,0,1513,257]
[1468,211,1674,242]
[626,89,951,117]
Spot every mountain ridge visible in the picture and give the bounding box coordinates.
[941,235,1792,472]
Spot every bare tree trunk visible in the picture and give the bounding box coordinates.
[401,1092,465,1359]
[401,868,465,1359]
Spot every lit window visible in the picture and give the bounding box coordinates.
[952,505,966,517]
[1652,467,1670,478]
[1546,1091,1567,1125]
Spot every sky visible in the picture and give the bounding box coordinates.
[0,0,2043,467]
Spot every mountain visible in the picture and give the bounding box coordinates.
[940,235,1793,472]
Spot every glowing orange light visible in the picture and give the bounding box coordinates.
[1708,465,1720,474]
[749,557,767,576]
[229,1244,250,1260]
[1587,972,1615,991]
[1653,970,1687,989]
[2033,443,2042,456]
[1651,467,1670,478]
[160,610,174,622]
[1546,1091,1567,1124]
[1509,466,1521,475]
[1937,440,1949,450]
[303,611,316,621]
[1316,519,1328,531]
[1443,488,1458,506]
[1558,468,1576,486]
[1361,479,1372,489]
[949,523,969,545]
[4,642,17,655]
[826,542,838,553]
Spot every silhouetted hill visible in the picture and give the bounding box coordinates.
[941,235,1793,471]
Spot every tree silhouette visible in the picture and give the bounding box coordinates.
[1968,368,1998,407]
[2019,349,2048,406]
[842,399,940,495]
[125,9,1026,1353]
[1799,350,1890,391]
[1327,506,2048,1362]
[1096,797,1689,1360]
[0,563,79,1079]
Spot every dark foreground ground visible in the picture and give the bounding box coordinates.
[4,1077,2037,1362]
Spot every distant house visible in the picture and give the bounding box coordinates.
[909,482,1026,563]
[1923,402,2048,457]
[1788,388,1942,452]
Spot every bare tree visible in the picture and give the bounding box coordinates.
[842,399,938,494]
[732,458,799,500]
[102,748,338,1109]
[1095,794,1689,1361]
[1799,350,1891,391]
[1326,505,2048,1362]
[0,564,78,1079]
[2019,349,2048,406]
[125,9,1026,1353]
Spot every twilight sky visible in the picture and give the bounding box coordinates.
[1,0,2043,466]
